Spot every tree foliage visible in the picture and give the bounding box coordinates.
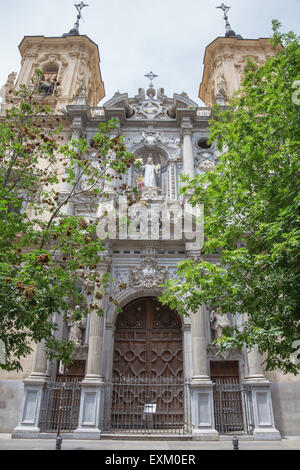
[0,71,136,371]
[160,22,300,374]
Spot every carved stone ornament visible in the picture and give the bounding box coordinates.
[130,257,168,289]
[199,159,215,173]
[215,73,228,98]
[0,72,17,101]
[141,130,161,145]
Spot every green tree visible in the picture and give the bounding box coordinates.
[0,71,136,371]
[160,22,300,374]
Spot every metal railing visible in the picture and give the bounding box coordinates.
[213,383,254,435]
[101,376,192,435]
[39,381,81,433]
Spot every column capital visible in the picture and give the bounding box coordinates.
[181,127,193,137]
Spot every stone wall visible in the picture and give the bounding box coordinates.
[0,380,23,432]
[271,382,300,436]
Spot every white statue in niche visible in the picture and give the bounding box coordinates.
[210,307,231,340]
[67,306,86,345]
[143,154,160,187]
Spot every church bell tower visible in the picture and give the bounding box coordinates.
[6,3,105,112]
[199,4,281,107]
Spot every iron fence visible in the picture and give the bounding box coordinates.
[213,383,254,435]
[39,381,81,433]
[101,376,192,435]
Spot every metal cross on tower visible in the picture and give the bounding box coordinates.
[216,3,239,37]
[73,2,89,33]
[145,71,159,88]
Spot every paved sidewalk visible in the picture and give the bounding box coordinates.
[0,434,299,450]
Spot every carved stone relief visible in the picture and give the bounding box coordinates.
[130,257,168,289]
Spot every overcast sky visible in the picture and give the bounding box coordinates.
[0,0,299,105]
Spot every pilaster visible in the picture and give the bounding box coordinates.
[12,341,49,438]
[181,118,194,179]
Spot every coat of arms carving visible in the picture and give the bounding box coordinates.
[130,257,168,289]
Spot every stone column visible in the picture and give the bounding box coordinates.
[12,341,49,438]
[191,306,209,380]
[181,119,194,178]
[74,258,110,439]
[187,250,218,440]
[85,309,105,380]
[244,347,281,440]
[247,347,266,379]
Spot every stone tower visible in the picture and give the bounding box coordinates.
[199,36,280,107]
[199,5,281,108]
[13,34,105,111]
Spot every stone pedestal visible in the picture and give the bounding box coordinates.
[245,348,281,440]
[73,378,103,439]
[190,381,219,440]
[12,342,49,438]
[12,376,46,438]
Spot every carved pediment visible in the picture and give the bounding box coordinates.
[103,92,130,110]
[103,88,198,121]
[172,93,197,110]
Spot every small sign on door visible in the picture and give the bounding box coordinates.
[143,403,156,414]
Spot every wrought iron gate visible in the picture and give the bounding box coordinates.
[213,383,254,435]
[101,376,191,435]
[39,381,81,433]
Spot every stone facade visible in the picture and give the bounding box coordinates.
[0,28,299,440]
[199,37,282,107]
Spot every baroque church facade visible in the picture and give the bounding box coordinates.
[0,16,299,440]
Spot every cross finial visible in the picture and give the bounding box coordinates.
[74,2,89,32]
[144,71,159,88]
[217,3,230,17]
[216,3,240,38]
[64,2,89,36]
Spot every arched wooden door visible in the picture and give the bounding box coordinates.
[110,298,184,431]
[113,297,183,378]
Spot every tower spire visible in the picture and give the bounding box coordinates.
[216,3,242,38]
[63,2,89,37]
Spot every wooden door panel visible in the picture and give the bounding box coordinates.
[113,297,183,378]
[210,361,239,384]
[112,297,184,429]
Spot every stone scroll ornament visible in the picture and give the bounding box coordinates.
[130,257,168,289]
